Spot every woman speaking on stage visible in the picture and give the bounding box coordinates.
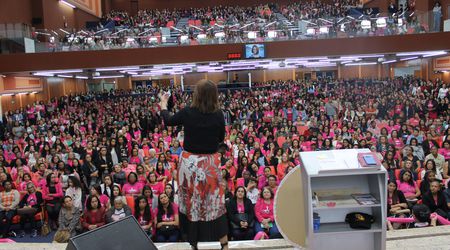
[160,80,228,250]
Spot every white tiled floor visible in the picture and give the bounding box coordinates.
[1,226,449,250]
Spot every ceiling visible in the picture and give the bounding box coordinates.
[25,50,448,79]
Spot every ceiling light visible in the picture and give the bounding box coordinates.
[382,60,397,64]
[400,56,419,61]
[93,75,124,79]
[345,62,377,66]
[96,66,139,72]
[1,93,14,96]
[60,0,76,9]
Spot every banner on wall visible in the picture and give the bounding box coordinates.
[434,56,450,71]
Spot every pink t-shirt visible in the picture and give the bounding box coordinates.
[237,202,245,214]
[122,182,143,196]
[396,180,417,197]
[148,182,164,197]
[153,203,179,222]
[438,148,450,160]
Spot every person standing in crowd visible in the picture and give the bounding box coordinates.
[42,173,64,230]
[160,80,228,250]
[0,180,20,238]
[433,1,442,32]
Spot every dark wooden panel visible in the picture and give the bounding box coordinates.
[2,32,450,73]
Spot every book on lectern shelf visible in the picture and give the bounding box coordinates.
[351,194,379,205]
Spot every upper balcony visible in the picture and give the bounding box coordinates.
[0,2,444,55]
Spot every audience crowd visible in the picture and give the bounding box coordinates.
[35,0,428,52]
[0,76,449,241]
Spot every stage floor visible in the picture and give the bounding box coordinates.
[1,226,449,250]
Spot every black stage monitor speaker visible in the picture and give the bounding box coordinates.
[66,216,157,250]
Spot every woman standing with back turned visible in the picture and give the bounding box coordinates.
[160,80,228,250]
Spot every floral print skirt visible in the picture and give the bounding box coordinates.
[178,151,228,243]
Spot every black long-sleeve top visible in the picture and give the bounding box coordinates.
[422,191,449,214]
[226,197,255,226]
[161,107,225,154]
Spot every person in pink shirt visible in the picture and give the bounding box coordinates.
[147,172,164,198]
[396,170,421,202]
[42,173,63,230]
[136,165,148,186]
[254,187,281,239]
[155,162,171,184]
[123,172,144,197]
[258,166,273,190]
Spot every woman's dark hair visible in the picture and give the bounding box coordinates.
[46,173,54,187]
[68,176,82,189]
[399,169,415,186]
[22,172,32,181]
[233,186,247,198]
[156,162,165,176]
[424,159,437,172]
[412,204,430,223]
[86,195,102,211]
[164,183,175,202]
[91,184,102,196]
[127,172,138,184]
[141,185,154,199]
[156,194,173,223]
[102,175,114,197]
[260,186,274,199]
[190,80,219,113]
[268,175,277,182]
[134,196,152,223]
[388,180,400,204]
[63,195,73,205]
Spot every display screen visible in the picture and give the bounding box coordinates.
[245,44,265,59]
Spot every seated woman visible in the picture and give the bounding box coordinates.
[147,172,164,198]
[18,182,43,238]
[112,164,126,187]
[226,186,255,240]
[422,180,449,218]
[267,175,278,195]
[420,159,443,181]
[106,196,132,223]
[420,170,438,195]
[387,181,408,219]
[86,184,110,210]
[134,196,153,236]
[155,161,171,184]
[154,193,179,242]
[122,172,144,197]
[396,169,420,204]
[141,186,155,210]
[257,166,273,190]
[387,204,437,230]
[82,195,106,232]
[58,196,81,237]
[254,187,281,239]
[65,176,83,211]
[246,178,260,205]
[164,183,178,205]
